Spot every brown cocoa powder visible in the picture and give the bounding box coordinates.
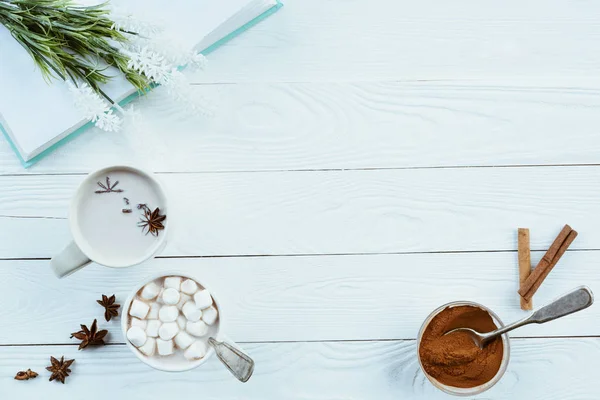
[419,305,504,388]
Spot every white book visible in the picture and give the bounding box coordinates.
[0,0,281,166]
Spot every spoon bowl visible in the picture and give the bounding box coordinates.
[444,327,497,349]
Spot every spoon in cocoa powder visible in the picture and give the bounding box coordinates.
[445,286,593,349]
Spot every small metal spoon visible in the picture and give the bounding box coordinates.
[445,286,594,349]
[208,337,255,382]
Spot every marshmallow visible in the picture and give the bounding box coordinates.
[156,288,165,304]
[156,338,174,356]
[159,322,180,340]
[159,305,179,322]
[130,318,147,329]
[146,320,162,337]
[147,302,160,319]
[139,337,156,356]
[184,341,207,360]
[186,320,208,337]
[181,279,198,295]
[182,301,203,322]
[177,293,191,310]
[141,282,161,300]
[177,314,187,330]
[161,288,180,305]
[164,276,182,290]
[129,299,150,319]
[127,326,147,348]
[174,331,195,350]
[194,290,213,309]
[202,306,218,325]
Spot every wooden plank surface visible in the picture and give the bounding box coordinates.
[4,0,600,398]
[1,251,596,344]
[193,0,600,83]
[0,167,598,258]
[1,339,598,399]
[2,81,600,174]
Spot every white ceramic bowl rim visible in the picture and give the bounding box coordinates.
[416,301,511,396]
[121,272,222,372]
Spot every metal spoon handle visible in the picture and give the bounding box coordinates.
[484,286,594,341]
[529,286,594,323]
[208,337,255,383]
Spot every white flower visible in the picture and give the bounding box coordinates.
[67,81,122,132]
[122,46,171,84]
[109,6,163,38]
[134,34,207,70]
[162,70,213,116]
[93,109,122,132]
[189,53,208,69]
[123,104,142,123]
[108,9,212,119]
[110,8,207,72]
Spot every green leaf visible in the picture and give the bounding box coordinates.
[0,0,151,100]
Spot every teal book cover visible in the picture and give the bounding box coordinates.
[0,0,283,168]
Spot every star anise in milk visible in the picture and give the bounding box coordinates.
[97,294,120,322]
[95,176,124,194]
[70,319,108,350]
[137,204,166,236]
[46,356,74,384]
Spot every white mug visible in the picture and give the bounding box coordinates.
[51,166,168,278]
[121,273,254,381]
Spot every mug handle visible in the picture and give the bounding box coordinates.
[51,241,91,278]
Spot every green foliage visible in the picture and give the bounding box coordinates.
[0,0,149,101]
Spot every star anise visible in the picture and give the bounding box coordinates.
[70,319,108,350]
[14,369,38,381]
[95,176,124,194]
[97,294,120,321]
[137,204,166,236]
[46,356,74,384]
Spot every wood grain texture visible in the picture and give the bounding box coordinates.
[3,81,600,173]
[3,1,600,397]
[1,338,599,399]
[191,0,600,83]
[0,167,599,258]
[1,251,598,344]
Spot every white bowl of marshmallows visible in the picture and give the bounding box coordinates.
[121,274,220,372]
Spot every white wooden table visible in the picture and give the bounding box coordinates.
[3,1,600,398]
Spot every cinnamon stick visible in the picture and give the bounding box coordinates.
[518,228,533,310]
[518,225,577,302]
